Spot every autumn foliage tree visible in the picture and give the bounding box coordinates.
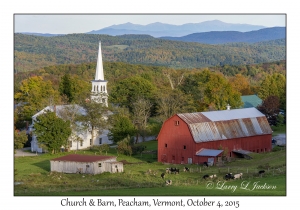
[257,95,280,125]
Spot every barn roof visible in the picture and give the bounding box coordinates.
[51,154,116,163]
[177,108,272,143]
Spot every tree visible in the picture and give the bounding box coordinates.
[257,95,280,125]
[258,73,286,109]
[109,76,157,112]
[203,73,243,110]
[117,136,133,156]
[59,74,73,102]
[155,89,196,122]
[132,97,152,142]
[229,74,253,95]
[14,76,61,121]
[78,97,109,148]
[94,144,110,155]
[33,111,71,154]
[57,104,85,150]
[108,111,136,144]
[14,130,28,150]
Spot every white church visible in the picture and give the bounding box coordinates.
[30,42,113,152]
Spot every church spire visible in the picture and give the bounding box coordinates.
[95,41,104,81]
[91,41,108,106]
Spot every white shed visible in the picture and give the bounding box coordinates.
[50,154,123,174]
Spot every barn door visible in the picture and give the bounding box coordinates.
[188,158,192,164]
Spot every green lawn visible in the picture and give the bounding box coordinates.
[14,140,286,196]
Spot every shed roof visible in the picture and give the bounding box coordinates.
[196,149,223,156]
[241,95,262,108]
[51,154,116,163]
[177,108,272,143]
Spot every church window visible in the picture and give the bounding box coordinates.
[99,138,102,144]
[103,86,105,91]
[97,85,99,92]
[94,85,96,91]
[101,86,102,91]
[90,139,92,145]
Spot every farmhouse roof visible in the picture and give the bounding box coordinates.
[51,154,116,163]
[241,95,262,108]
[177,107,272,143]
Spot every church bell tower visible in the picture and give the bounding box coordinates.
[91,42,108,106]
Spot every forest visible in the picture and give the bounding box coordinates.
[14,33,286,72]
[14,59,286,144]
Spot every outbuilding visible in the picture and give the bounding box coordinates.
[157,107,272,165]
[50,154,123,174]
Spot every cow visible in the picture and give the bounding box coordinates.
[203,174,209,180]
[169,167,179,174]
[234,173,243,179]
[209,174,217,179]
[166,168,171,174]
[224,173,234,180]
[161,173,165,179]
[183,167,189,172]
[203,162,209,167]
[258,170,265,175]
[165,180,172,185]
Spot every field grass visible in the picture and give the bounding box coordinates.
[271,124,286,136]
[14,140,286,196]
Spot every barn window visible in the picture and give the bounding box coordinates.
[98,163,102,167]
[99,138,102,144]
[175,121,180,126]
[183,145,186,150]
[165,144,167,148]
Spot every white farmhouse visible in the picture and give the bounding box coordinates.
[30,42,113,152]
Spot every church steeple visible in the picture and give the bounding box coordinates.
[95,42,104,81]
[91,41,108,106]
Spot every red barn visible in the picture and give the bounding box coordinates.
[157,107,272,165]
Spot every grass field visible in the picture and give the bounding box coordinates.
[14,140,286,196]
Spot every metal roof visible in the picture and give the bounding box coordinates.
[201,107,265,121]
[51,154,116,163]
[196,149,223,156]
[177,108,272,143]
[241,95,262,108]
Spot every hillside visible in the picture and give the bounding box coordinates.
[160,27,286,44]
[14,33,286,72]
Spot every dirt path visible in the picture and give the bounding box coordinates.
[14,147,40,157]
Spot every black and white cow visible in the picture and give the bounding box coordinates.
[165,180,172,185]
[203,162,209,167]
[161,173,165,179]
[224,173,234,180]
[183,167,189,172]
[258,170,265,175]
[203,174,209,180]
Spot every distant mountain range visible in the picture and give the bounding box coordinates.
[20,20,268,38]
[160,27,286,44]
[87,20,267,37]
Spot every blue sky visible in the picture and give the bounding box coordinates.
[14,14,286,34]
